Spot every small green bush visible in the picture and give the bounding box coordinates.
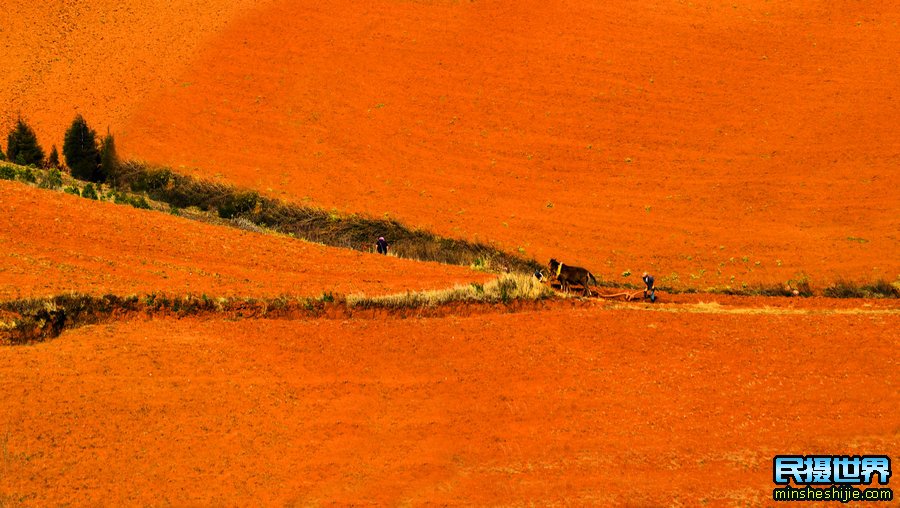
[0,165,15,180]
[17,167,37,183]
[63,186,81,197]
[824,280,865,298]
[862,280,900,298]
[82,183,99,200]
[217,191,259,219]
[39,168,63,189]
[111,191,152,210]
[823,279,899,298]
[131,195,151,210]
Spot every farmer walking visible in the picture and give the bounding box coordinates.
[642,272,656,302]
[375,236,389,255]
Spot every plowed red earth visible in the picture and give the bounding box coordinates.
[0,0,269,137]
[2,1,899,506]
[2,1,897,287]
[1,306,897,505]
[0,181,488,299]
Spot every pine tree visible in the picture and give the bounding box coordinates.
[6,117,45,166]
[48,145,60,168]
[63,114,101,182]
[99,132,119,184]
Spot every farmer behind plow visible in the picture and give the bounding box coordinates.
[642,272,656,303]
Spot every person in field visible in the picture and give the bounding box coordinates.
[375,236,389,255]
[642,272,656,302]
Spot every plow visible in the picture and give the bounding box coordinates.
[593,290,646,301]
[542,279,649,301]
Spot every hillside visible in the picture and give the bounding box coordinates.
[0,180,488,299]
[0,0,270,138]
[121,0,899,287]
[3,1,897,287]
[1,3,898,505]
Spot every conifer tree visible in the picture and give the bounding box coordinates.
[99,132,119,184]
[6,117,45,166]
[63,114,101,181]
[48,144,60,168]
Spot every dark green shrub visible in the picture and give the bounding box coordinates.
[862,280,900,298]
[6,118,45,167]
[111,191,151,210]
[131,195,151,210]
[111,191,127,204]
[17,167,36,183]
[39,168,63,189]
[63,186,81,197]
[63,115,101,182]
[822,279,897,298]
[823,280,865,298]
[217,191,259,219]
[124,164,173,193]
[0,165,15,180]
[82,183,99,200]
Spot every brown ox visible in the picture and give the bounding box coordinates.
[548,258,597,297]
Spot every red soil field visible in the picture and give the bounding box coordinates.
[0,180,488,299]
[3,1,897,288]
[1,305,897,505]
[2,2,898,505]
[0,0,270,138]
[115,0,898,288]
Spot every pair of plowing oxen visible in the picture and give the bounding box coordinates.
[542,258,597,297]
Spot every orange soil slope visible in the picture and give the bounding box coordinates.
[114,0,899,288]
[0,180,487,299]
[1,306,897,505]
[0,0,274,139]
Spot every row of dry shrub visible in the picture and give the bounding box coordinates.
[111,160,541,272]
